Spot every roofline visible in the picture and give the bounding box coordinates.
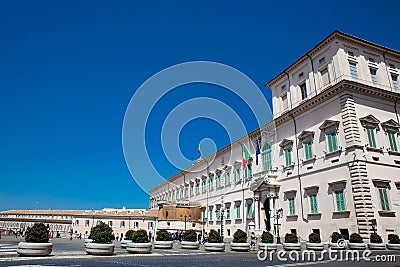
[264,30,400,88]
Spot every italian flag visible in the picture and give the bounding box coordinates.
[242,144,250,169]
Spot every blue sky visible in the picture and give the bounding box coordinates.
[1,0,399,211]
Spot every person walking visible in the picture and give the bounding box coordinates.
[120,233,124,241]
[116,233,119,241]
[250,232,256,251]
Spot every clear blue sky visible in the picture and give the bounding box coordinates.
[1,0,399,211]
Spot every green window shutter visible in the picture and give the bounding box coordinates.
[388,132,398,152]
[284,148,292,166]
[288,198,295,215]
[378,188,390,211]
[366,128,377,148]
[225,173,230,185]
[310,194,318,214]
[327,132,338,152]
[335,190,346,211]
[226,207,230,219]
[247,202,253,219]
[209,210,213,220]
[236,204,241,219]
[216,176,220,188]
[217,208,221,220]
[304,141,313,160]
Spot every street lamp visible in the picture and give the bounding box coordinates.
[180,214,191,232]
[274,208,283,243]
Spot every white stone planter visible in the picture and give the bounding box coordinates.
[153,240,173,249]
[204,242,225,252]
[386,243,400,250]
[348,243,366,250]
[230,242,250,252]
[85,242,114,255]
[127,242,152,253]
[17,242,53,256]
[283,243,301,251]
[85,239,93,244]
[329,242,346,250]
[367,243,386,250]
[258,243,277,251]
[120,240,132,249]
[181,241,199,249]
[306,242,325,251]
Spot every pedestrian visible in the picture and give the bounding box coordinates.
[198,233,202,244]
[120,233,124,241]
[116,233,119,241]
[250,232,256,250]
[112,233,115,240]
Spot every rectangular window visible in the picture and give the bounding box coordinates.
[247,202,253,219]
[288,197,296,216]
[215,176,220,188]
[309,194,318,214]
[108,221,113,227]
[366,128,377,148]
[300,83,308,100]
[209,209,213,221]
[378,187,390,211]
[392,74,399,91]
[234,168,240,182]
[335,189,346,211]
[85,220,90,227]
[216,207,221,220]
[190,185,193,196]
[370,68,377,85]
[208,178,213,191]
[282,94,288,110]
[201,181,206,193]
[236,203,241,219]
[388,132,398,152]
[133,222,139,228]
[244,164,252,179]
[75,220,79,226]
[326,131,338,152]
[202,210,206,221]
[349,62,358,80]
[226,206,230,220]
[148,222,153,229]
[284,148,292,167]
[304,141,313,160]
[224,172,230,185]
[320,68,330,86]
[120,221,125,228]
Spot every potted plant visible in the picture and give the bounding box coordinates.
[348,233,365,250]
[181,229,199,249]
[258,231,277,251]
[126,229,152,253]
[17,222,53,256]
[204,229,225,252]
[283,233,301,250]
[329,231,346,250]
[121,230,134,249]
[85,222,114,255]
[230,229,250,251]
[386,234,400,250]
[306,232,324,251]
[153,229,173,249]
[367,233,385,250]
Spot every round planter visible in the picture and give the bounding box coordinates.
[17,242,53,256]
[283,243,301,251]
[329,242,346,250]
[153,240,173,249]
[367,243,386,250]
[348,243,366,250]
[85,242,114,255]
[306,242,325,251]
[120,240,132,249]
[230,242,250,252]
[181,241,199,249]
[204,242,225,252]
[258,243,277,251]
[386,243,400,250]
[127,242,152,254]
[85,239,93,244]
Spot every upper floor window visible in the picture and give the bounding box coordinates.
[215,175,221,188]
[233,168,240,183]
[349,62,359,80]
[244,164,252,179]
[381,119,400,153]
[300,83,308,100]
[226,205,231,220]
[280,139,294,167]
[247,201,253,219]
[335,189,346,211]
[85,220,90,227]
[392,74,399,91]
[262,143,272,171]
[288,197,296,216]
[224,171,230,185]
[366,128,377,148]
[320,120,340,153]
[388,132,398,152]
[360,115,380,149]
[378,187,390,211]
[370,68,378,85]
[120,221,125,228]
[235,203,241,219]
[201,180,206,193]
[309,193,319,214]
[208,178,213,191]
[320,68,330,87]
[281,93,288,110]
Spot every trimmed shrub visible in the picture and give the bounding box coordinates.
[308,232,321,243]
[132,229,149,243]
[261,231,274,243]
[284,233,298,243]
[184,230,197,242]
[369,233,383,243]
[349,233,363,243]
[88,222,112,243]
[25,223,49,243]
[156,229,170,241]
[125,230,135,241]
[331,232,343,243]
[207,229,222,243]
[388,234,400,244]
[233,229,247,243]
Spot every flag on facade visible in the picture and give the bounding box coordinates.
[242,144,250,169]
[197,144,201,154]
[255,140,260,165]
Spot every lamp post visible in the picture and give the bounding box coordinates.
[274,208,283,243]
[180,214,191,232]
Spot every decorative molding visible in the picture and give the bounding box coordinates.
[319,120,340,132]
[298,130,315,141]
[279,138,293,148]
[359,114,380,128]
[381,119,400,133]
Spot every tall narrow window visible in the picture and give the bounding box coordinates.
[244,164,252,179]
[378,187,390,211]
[300,83,308,100]
[282,93,288,110]
[202,210,206,221]
[284,148,293,167]
[201,180,206,193]
[335,190,346,211]
[262,143,272,171]
[320,68,330,87]
[215,175,220,188]
[224,172,230,185]
[236,203,241,219]
[208,178,213,191]
[366,128,377,148]
[209,209,213,221]
[349,62,358,80]
[391,74,398,91]
[303,141,313,160]
[388,132,398,152]
[309,194,318,214]
[226,206,230,220]
[370,68,377,85]
[326,131,338,152]
[288,198,296,216]
[234,168,240,183]
[247,202,253,219]
[216,207,221,220]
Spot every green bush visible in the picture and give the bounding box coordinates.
[331,232,343,243]
[184,230,197,242]
[156,229,170,241]
[25,223,49,243]
[370,233,382,243]
[284,233,298,243]
[125,230,135,241]
[388,234,400,244]
[349,233,363,243]
[207,229,222,243]
[308,233,321,243]
[261,231,274,243]
[132,229,149,243]
[233,229,247,243]
[88,222,112,243]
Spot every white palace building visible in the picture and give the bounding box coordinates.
[149,31,400,243]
